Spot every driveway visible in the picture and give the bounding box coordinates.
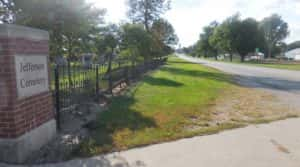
[177,54,300,110]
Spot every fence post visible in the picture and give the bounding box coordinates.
[108,70,113,94]
[95,65,100,100]
[125,66,129,85]
[54,66,61,130]
[131,59,135,80]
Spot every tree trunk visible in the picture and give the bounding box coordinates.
[267,44,272,59]
[106,48,114,74]
[144,2,150,32]
[214,51,218,60]
[240,55,245,62]
[145,20,149,32]
[230,53,233,62]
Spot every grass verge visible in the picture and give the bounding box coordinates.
[75,56,298,157]
[245,63,300,71]
[204,57,300,71]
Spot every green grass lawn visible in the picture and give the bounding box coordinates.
[74,56,299,157]
[76,56,241,156]
[245,63,300,71]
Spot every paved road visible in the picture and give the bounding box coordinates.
[177,54,300,109]
[2,54,300,167]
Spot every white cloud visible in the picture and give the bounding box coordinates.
[88,0,300,47]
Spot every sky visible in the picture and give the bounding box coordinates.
[87,0,300,47]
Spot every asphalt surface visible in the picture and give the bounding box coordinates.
[177,54,300,109]
[2,54,300,167]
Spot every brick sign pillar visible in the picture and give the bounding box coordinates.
[0,24,56,163]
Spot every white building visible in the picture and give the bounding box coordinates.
[250,52,265,60]
[245,52,265,61]
[285,48,300,60]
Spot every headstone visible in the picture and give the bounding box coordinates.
[55,55,67,66]
[0,24,56,163]
[81,53,94,68]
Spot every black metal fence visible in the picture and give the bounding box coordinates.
[52,58,167,130]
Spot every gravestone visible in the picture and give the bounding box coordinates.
[81,53,94,68]
[0,24,56,163]
[55,55,67,66]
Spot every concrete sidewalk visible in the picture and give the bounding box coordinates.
[2,118,300,167]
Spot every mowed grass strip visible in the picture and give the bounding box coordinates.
[229,60,300,71]
[205,57,300,71]
[248,63,300,71]
[77,57,239,156]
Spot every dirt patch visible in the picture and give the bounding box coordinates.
[213,86,299,124]
[186,86,299,132]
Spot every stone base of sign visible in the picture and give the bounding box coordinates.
[0,119,56,163]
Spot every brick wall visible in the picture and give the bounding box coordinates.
[0,36,54,139]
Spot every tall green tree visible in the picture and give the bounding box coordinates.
[209,14,240,61]
[235,18,263,62]
[97,24,120,74]
[6,0,105,87]
[151,18,178,58]
[4,0,105,59]
[260,14,289,58]
[195,21,218,59]
[120,23,153,64]
[127,0,170,32]
[151,18,178,47]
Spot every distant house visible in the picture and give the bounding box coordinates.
[217,54,225,60]
[245,52,265,61]
[251,52,265,60]
[285,48,300,60]
[217,54,231,60]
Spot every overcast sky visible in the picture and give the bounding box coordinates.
[87,0,300,47]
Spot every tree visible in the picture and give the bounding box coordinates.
[195,21,218,59]
[127,0,170,32]
[120,23,153,64]
[209,14,240,61]
[61,0,105,60]
[97,24,120,74]
[260,14,289,58]
[6,0,105,60]
[235,18,262,62]
[182,46,195,56]
[6,0,105,87]
[151,18,178,47]
[192,40,204,57]
[151,18,178,58]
